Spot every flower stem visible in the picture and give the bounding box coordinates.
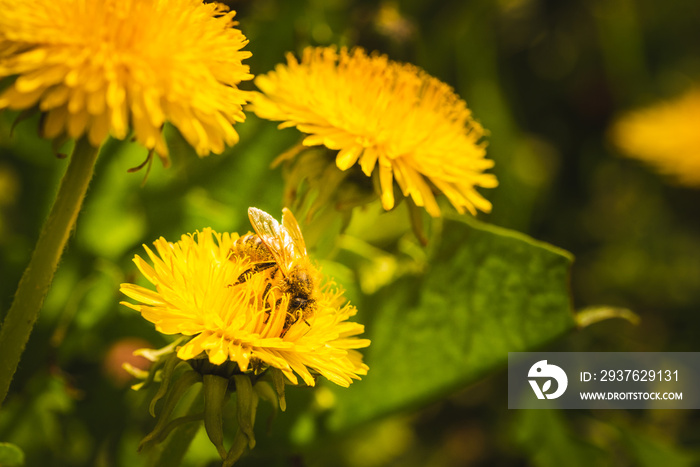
[0,137,101,408]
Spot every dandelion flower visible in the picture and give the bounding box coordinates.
[250,46,498,217]
[0,0,253,160]
[120,228,369,388]
[611,87,700,186]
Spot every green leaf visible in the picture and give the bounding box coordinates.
[0,442,25,467]
[328,215,575,430]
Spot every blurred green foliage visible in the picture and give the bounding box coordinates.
[2,0,700,466]
[0,442,25,467]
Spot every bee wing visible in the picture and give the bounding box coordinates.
[282,207,308,257]
[248,207,294,274]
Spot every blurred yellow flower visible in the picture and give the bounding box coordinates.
[120,228,369,387]
[611,88,700,186]
[250,46,497,217]
[0,0,252,160]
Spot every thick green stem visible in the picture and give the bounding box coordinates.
[0,137,100,409]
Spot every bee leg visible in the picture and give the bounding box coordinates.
[231,268,255,286]
[260,285,273,325]
[256,262,278,274]
[278,297,296,330]
[230,262,277,287]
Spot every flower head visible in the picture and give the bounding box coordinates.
[120,227,369,387]
[250,46,498,217]
[0,0,252,160]
[611,87,700,186]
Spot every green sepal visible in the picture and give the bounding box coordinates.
[149,353,183,417]
[139,369,202,451]
[269,368,287,412]
[126,338,184,392]
[223,428,249,467]
[233,374,258,450]
[50,133,70,159]
[10,107,37,132]
[203,374,230,460]
[136,337,184,363]
[406,197,428,246]
[253,380,278,433]
[253,380,277,409]
[142,413,203,447]
[306,159,350,220]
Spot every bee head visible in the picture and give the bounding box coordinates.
[289,296,308,312]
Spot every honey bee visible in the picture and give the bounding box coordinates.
[231,207,318,329]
